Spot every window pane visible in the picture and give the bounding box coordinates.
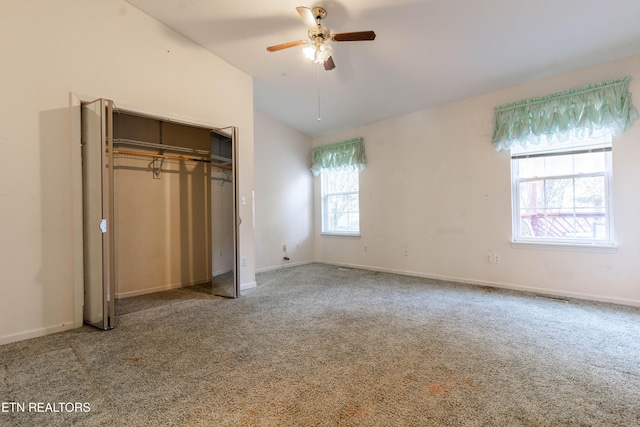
[347,194,359,211]
[519,180,544,212]
[324,170,358,194]
[574,152,606,174]
[516,175,608,241]
[327,194,339,211]
[327,195,346,214]
[517,157,545,179]
[321,170,360,234]
[348,172,359,191]
[591,215,608,239]
[551,209,577,238]
[544,178,574,210]
[348,213,359,230]
[521,211,548,237]
[544,154,575,176]
[337,212,349,230]
[518,151,608,179]
[326,174,339,193]
[574,176,605,208]
[519,210,544,237]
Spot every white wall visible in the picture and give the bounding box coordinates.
[113,117,214,298]
[254,110,314,271]
[312,54,640,307]
[0,0,255,344]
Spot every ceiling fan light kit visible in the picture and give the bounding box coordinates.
[266,6,376,71]
[303,40,333,64]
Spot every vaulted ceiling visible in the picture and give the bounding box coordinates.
[126,0,640,137]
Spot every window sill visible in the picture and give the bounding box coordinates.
[321,232,361,238]
[511,240,618,254]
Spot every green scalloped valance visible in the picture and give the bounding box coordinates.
[492,77,637,151]
[310,137,367,176]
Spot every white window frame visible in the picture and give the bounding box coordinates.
[320,169,360,236]
[510,131,616,250]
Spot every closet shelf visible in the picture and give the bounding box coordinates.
[211,154,232,166]
[113,138,210,157]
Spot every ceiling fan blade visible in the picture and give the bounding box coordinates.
[323,56,336,71]
[296,6,318,31]
[266,40,306,52]
[332,31,377,42]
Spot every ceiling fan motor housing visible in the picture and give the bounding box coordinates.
[309,25,330,42]
[312,7,327,21]
[308,7,330,41]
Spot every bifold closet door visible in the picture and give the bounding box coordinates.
[211,126,240,298]
[81,99,115,330]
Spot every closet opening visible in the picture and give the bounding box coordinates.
[80,99,239,330]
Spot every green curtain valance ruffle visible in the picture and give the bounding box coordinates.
[492,77,637,151]
[310,137,367,176]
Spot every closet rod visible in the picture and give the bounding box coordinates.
[212,176,232,184]
[112,148,232,170]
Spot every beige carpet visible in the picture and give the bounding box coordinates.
[1,263,640,426]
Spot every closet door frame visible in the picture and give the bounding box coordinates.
[231,126,240,298]
[73,94,241,329]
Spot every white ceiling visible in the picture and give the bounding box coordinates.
[126,0,640,137]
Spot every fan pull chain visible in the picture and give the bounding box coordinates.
[317,63,322,121]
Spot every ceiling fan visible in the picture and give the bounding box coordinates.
[266,6,376,71]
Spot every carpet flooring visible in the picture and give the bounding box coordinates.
[115,272,233,316]
[1,263,640,426]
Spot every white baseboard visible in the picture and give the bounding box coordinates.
[213,268,233,277]
[116,279,210,299]
[240,281,257,291]
[256,260,313,274]
[0,322,76,346]
[115,275,255,298]
[315,260,640,308]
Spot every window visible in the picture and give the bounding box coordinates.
[321,169,360,235]
[511,130,613,245]
[311,137,366,235]
[492,77,635,248]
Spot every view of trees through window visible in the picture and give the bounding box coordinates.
[321,170,360,234]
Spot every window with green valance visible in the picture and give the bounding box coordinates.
[310,137,367,176]
[492,77,638,151]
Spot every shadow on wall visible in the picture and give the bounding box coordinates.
[38,107,76,328]
[179,160,211,286]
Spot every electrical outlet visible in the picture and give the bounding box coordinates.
[241,257,247,266]
[282,244,286,252]
[494,253,501,264]
[218,249,222,257]
[485,253,492,263]
[296,244,300,251]
[364,245,368,253]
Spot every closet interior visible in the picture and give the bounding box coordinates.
[111,112,236,309]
